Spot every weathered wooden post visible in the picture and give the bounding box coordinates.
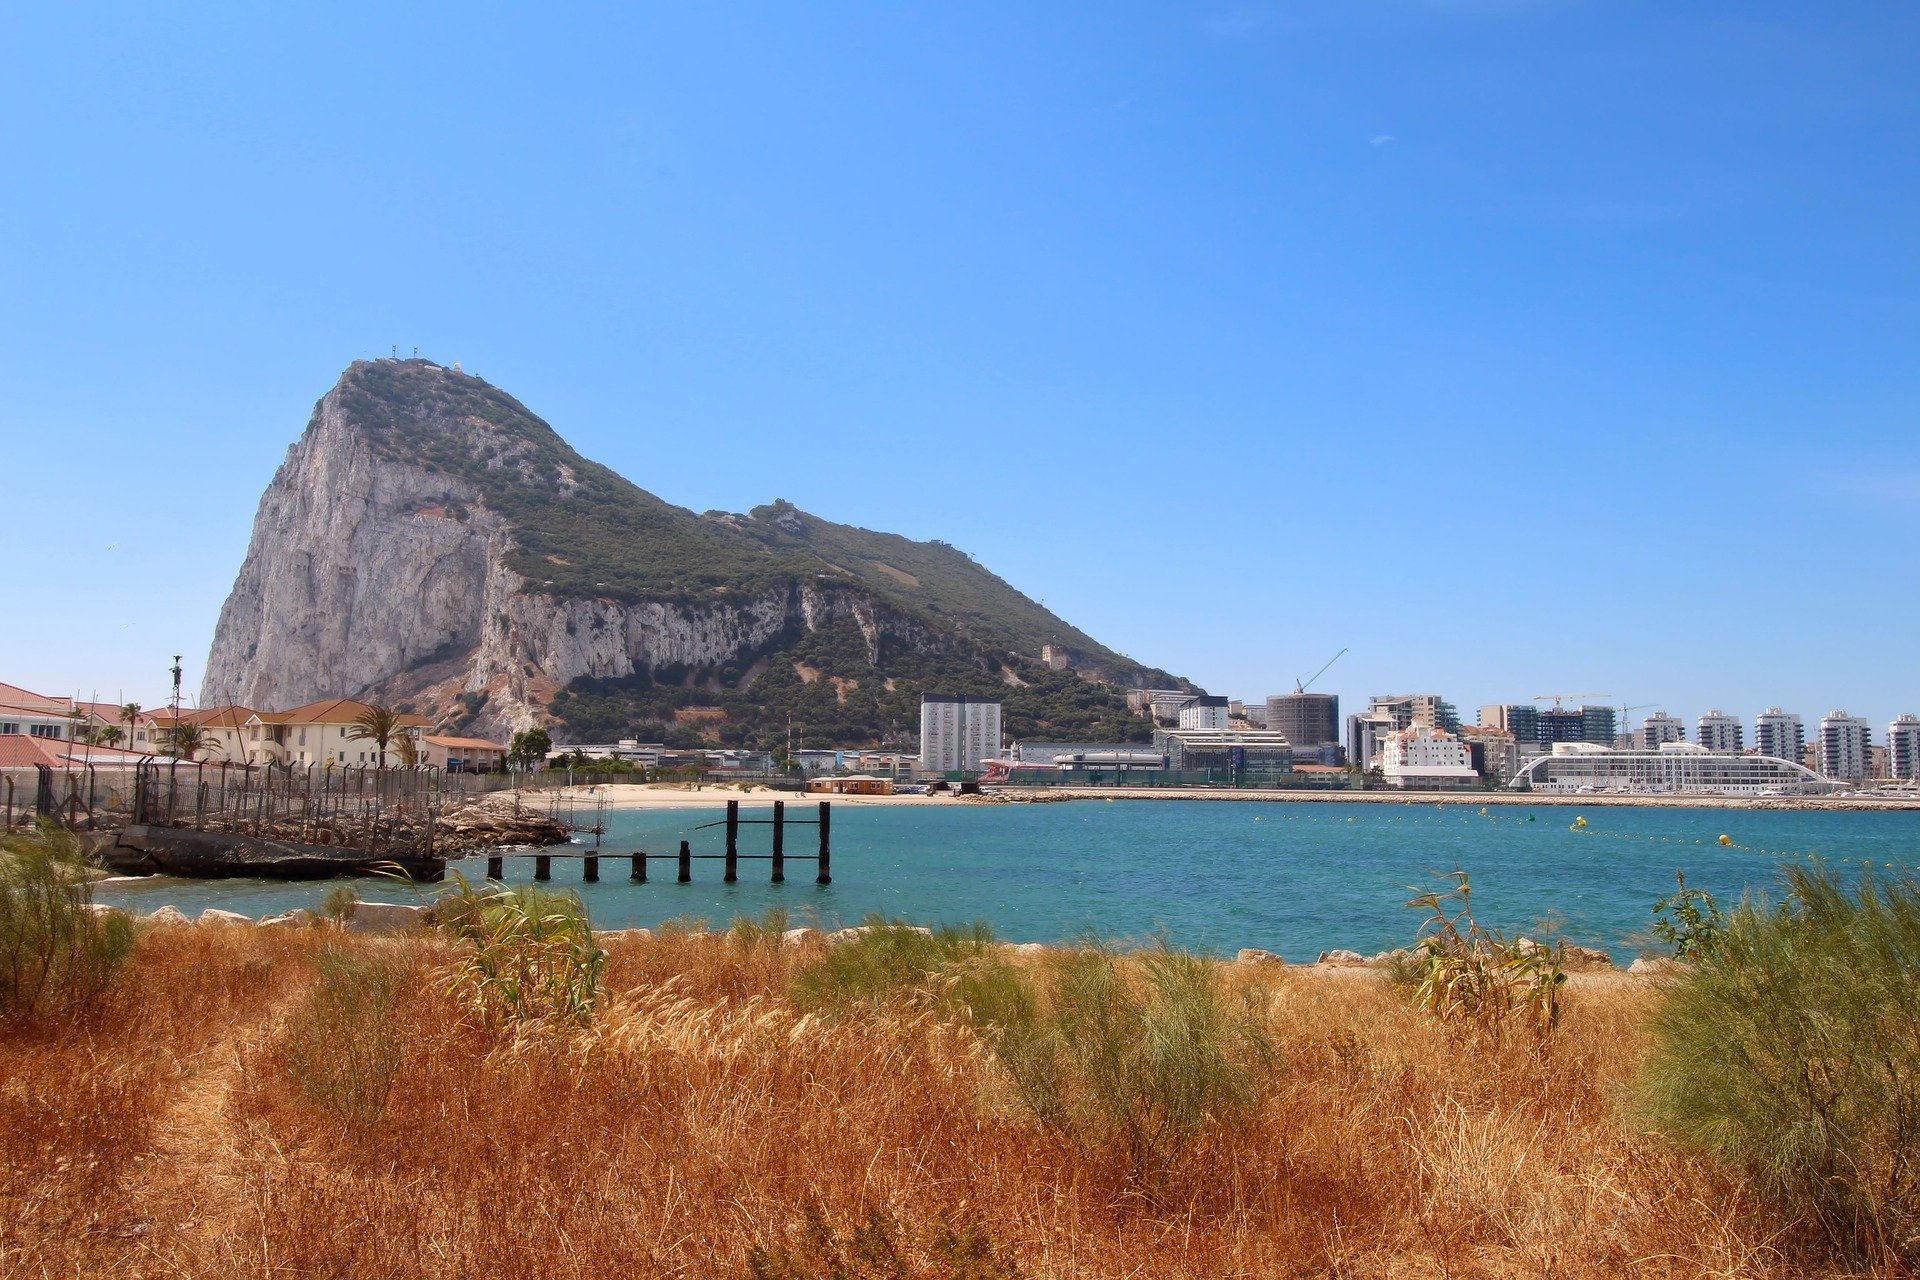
[724,799,740,883]
[816,801,832,885]
[534,854,552,881]
[487,854,504,880]
[583,853,599,883]
[678,839,692,883]
[771,799,785,883]
[630,851,647,882]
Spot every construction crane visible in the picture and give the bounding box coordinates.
[1617,703,1656,740]
[1295,648,1348,695]
[1531,692,1610,711]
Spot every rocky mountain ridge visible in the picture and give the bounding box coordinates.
[203,359,1187,745]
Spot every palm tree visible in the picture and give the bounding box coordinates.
[346,704,402,768]
[394,728,421,768]
[170,722,223,762]
[120,702,141,752]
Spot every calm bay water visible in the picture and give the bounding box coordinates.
[94,800,1920,961]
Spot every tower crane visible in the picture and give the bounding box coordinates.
[1295,648,1348,695]
[1530,692,1610,710]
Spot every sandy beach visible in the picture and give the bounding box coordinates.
[517,781,1920,813]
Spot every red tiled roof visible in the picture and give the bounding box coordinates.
[0,736,156,769]
[424,735,505,750]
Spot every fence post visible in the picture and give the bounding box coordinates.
[816,801,831,885]
[678,839,692,883]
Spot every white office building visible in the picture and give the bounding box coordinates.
[1755,708,1805,767]
[1697,710,1744,754]
[1639,711,1687,749]
[919,694,1002,774]
[1890,715,1920,781]
[1378,727,1478,789]
[1818,711,1870,782]
[1177,696,1231,731]
[1511,741,1835,796]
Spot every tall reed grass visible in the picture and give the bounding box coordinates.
[1633,864,1920,1267]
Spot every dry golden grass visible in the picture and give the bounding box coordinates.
[0,924,1856,1279]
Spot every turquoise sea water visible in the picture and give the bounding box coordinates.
[93,800,1920,961]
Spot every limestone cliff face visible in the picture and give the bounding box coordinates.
[202,362,962,737]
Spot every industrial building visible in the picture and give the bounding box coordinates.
[1152,727,1294,782]
[1177,695,1231,731]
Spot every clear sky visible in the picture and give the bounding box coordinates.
[4,3,1916,736]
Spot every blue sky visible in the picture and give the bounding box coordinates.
[4,2,1916,735]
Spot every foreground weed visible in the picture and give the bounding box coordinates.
[1632,864,1920,1268]
[283,943,409,1128]
[439,875,606,1031]
[1649,869,1726,961]
[969,941,1274,1198]
[0,829,133,1023]
[1405,871,1565,1038]
[790,916,997,1014]
[745,1201,1025,1280]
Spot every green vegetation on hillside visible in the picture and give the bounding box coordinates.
[546,616,1152,750]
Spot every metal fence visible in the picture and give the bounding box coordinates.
[4,759,493,856]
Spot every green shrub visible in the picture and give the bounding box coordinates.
[729,907,792,950]
[969,942,1275,1196]
[0,831,134,1023]
[789,916,997,1015]
[284,944,409,1128]
[744,1200,1025,1280]
[1631,865,1920,1266]
[439,877,606,1031]
[320,883,359,922]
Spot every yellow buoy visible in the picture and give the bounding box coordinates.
[1574,815,1587,828]
[1718,834,1732,846]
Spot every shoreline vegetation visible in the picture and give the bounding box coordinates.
[6,827,1917,1276]
[524,779,1920,812]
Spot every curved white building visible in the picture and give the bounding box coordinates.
[1509,741,1837,796]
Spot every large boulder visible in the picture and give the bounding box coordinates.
[1237,948,1285,966]
[198,908,253,925]
[1317,949,1368,967]
[258,908,316,928]
[143,905,189,925]
[1628,956,1683,977]
[345,901,432,933]
[781,927,822,947]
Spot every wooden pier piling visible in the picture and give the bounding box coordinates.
[817,801,832,884]
[771,800,785,883]
[583,853,599,883]
[678,840,692,883]
[631,851,647,882]
[724,799,739,883]
[534,854,552,881]
[487,855,504,880]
